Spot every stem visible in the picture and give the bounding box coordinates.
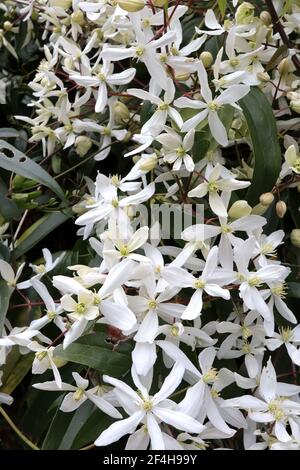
[264,0,300,71]
[0,406,40,450]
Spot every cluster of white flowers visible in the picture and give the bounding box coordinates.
[1,0,300,451]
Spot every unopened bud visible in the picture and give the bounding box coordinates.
[291,229,300,248]
[251,203,268,215]
[75,136,92,157]
[228,200,252,219]
[71,10,85,25]
[260,11,272,26]
[175,72,191,81]
[200,51,213,68]
[117,0,145,12]
[276,200,287,218]
[290,100,300,114]
[259,192,274,206]
[139,154,158,172]
[278,58,290,76]
[152,0,168,6]
[50,0,72,7]
[3,21,13,32]
[257,72,270,82]
[114,101,130,124]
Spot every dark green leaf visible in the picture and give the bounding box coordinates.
[14,211,71,258]
[0,280,11,334]
[0,140,67,203]
[239,87,281,205]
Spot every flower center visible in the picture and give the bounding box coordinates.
[119,244,129,256]
[241,325,252,340]
[279,327,293,343]
[111,198,119,208]
[194,279,206,289]
[202,368,218,384]
[36,264,46,273]
[208,181,219,192]
[292,158,300,173]
[208,101,221,112]
[268,399,285,421]
[248,276,262,287]
[176,146,186,158]
[47,310,57,319]
[148,299,157,310]
[271,283,287,299]
[76,302,86,314]
[142,399,153,411]
[35,351,47,361]
[135,46,145,57]
[73,388,85,401]
[158,103,169,111]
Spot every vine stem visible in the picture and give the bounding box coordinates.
[0,406,40,450]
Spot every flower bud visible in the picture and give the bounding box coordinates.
[139,154,158,172]
[114,101,130,124]
[251,203,268,216]
[71,10,85,25]
[278,58,290,76]
[235,2,255,25]
[228,200,252,219]
[257,72,270,82]
[200,51,213,68]
[259,11,272,26]
[50,0,72,7]
[290,100,300,114]
[174,72,191,81]
[3,21,13,32]
[259,192,274,206]
[276,200,287,218]
[117,0,145,12]
[152,0,168,6]
[75,136,92,157]
[291,229,300,248]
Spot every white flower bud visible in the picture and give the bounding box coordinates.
[278,58,290,76]
[290,100,300,114]
[174,72,191,81]
[117,0,145,12]
[200,51,213,68]
[259,11,272,26]
[50,0,72,7]
[251,203,268,215]
[139,154,158,172]
[114,101,130,124]
[152,0,168,6]
[259,192,274,206]
[71,10,85,25]
[228,200,252,219]
[3,21,13,32]
[291,229,300,248]
[276,200,287,218]
[75,136,92,157]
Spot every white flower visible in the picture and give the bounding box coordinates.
[128,79,183,137]
[162,246,232,320]
[156,127,195,172]
[33,372,122,417]
[174,61,250,146]
[222,359,300,443]
[95,362,204,450]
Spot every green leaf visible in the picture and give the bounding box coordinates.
[14,211,71,259]
[239,87,281,205]
[0,280,11,335]
[0,177,21,220]
[54,332,132,377]
[0,352,34,394]
[54,343,131,376]
[217,0,227,17]
[287,282,300,298]
[0,140,67,203]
